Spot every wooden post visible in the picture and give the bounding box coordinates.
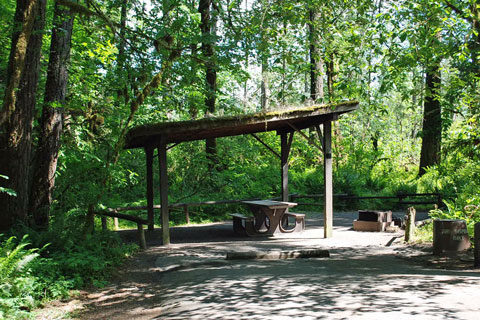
[114,217,119,230]
[101,216,107,230]
[474,222,480,268]
[323,121,333,238]
[280,132,294,202]
[281,133,289,202]
[158,136,170,245]
[145,146,155,231]
[404,207,416,243]
[137,222,147,250]
[184,204,190,224]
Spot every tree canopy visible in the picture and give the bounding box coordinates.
[0,0,478,228]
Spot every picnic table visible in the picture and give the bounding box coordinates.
[231,200,305,236]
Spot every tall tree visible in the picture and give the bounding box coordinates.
[308,2,324,103]
[29,1,75,229]
[260,29,269,109]
[418,64,441,176]
[0,0,45,230]
[116,0,129,107]
[326,52,335,102]
[417,4,443,176]
[198,0,218,165]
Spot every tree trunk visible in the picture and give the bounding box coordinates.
[243,0,249,112]
[259,1,269,111]
[309,7,324,103]
[1,0,39,125]
[261,59,269,111]
[326,52,335,102]
[471,0,480,77]
[29,1,75,229]
[418,64,441,176]
[199,0,217,166]
[0,0,44,231]
[116,0,129,106]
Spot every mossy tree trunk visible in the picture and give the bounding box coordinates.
[29,1,75,229]
[0,0,45,230]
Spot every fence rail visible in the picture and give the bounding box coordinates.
[98,192,446,249]
[290,193,443,208]
[103,192,444,226]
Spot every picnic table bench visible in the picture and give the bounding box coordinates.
[229,213,256,236]
[281,212,306,233]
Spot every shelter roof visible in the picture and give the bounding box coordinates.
[124,100,358,149]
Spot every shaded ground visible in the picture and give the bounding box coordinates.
[36,211,480,319]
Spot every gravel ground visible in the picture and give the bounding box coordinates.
[36,211,480,320]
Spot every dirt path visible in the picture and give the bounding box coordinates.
[37,212,480,319]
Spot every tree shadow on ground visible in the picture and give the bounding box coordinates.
[76,245,480,319]
[77,212,479,319]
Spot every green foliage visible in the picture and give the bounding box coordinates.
[33,232,138,289]
[0,175,17,197]
[430,200,480,237]
[414,221,434,243]
[0,235,39,319]
[0,228,137,319]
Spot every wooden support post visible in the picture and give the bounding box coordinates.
[145,146,155,231]
[101,216,107,231]
[323,121,333,238]
[280,132,294,202]
[474,222,480,268]
[281,133,289,202]
[404,207,416,243]
[184,204,190,224]
[158,137,170,245]
[114,217,119,230]
[137,222,147,250]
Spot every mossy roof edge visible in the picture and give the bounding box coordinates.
[125,100,358,148]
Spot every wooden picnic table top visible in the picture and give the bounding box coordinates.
[241,200,297,209]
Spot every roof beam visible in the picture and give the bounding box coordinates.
[250,133,281,159]
[315,125,324,150]
[286,121,323,152]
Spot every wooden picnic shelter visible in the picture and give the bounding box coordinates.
[123,100,359,245]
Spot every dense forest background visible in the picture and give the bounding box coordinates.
[0,0,479,318]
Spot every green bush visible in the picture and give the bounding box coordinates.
[0,235,39,319]
[0,230,138,320]
[430,199,480,237]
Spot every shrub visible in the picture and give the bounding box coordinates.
[0,230,138,319]
[0,235,39,319]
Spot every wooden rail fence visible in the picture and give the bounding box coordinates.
[97,192,444,249]
[290,192,443,207]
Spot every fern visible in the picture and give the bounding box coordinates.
[0,235,39,319]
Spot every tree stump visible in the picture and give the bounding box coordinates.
[137,222,147,250]
[404,207,416,243]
